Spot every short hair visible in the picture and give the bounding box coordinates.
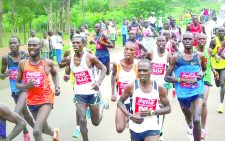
[72,35,86,44]
[197,33,207,39]
[27,37,41,45]
[124,41,135,48]
[10,36,20,44]
[138,59,151,69]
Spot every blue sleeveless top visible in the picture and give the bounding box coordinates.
[0,118,6,139]
[174,52,204,99]
[7,51,26,93]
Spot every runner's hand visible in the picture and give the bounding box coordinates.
[0,72,9,80]
[213,70,219,80]
[180,78,197,85]
[91,82,100,91]
[55,86,60,96]
[25,80,35,89]
[63,74,70,82]
[129,113,144,124]
[216,55,221,62]
[111,94,117,102]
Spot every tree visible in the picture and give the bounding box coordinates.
[0,0,2,47]
[65,0,70,33]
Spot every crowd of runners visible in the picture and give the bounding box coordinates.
[0,10,225,141]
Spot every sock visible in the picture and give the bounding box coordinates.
[201,128,205,133]
[76,126,80,130]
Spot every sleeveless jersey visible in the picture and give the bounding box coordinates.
[7,51,26,93]
[129,80,161,133]
[71,51,98,95]
[165,40,176,54]
[174,52,205,98]
[211,37,225,69]
[151,50,168,84]
[170,26,180,39]
[116,60,138,104]
[134,41,141,59]
[23,59,54,105]
[203,48,212,83]
[190,23,202,47]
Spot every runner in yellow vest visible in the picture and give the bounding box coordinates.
[209,26,225,113]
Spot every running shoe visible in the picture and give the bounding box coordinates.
[217,105,224,113]
[23,132,31,141]
[159,136,164,141]
[201,131,206,140]
[72,128,81,138]
[86,108,91,119]
[53,128,59,141]
[100,100,109,110]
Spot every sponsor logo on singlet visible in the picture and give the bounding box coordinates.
[151,63,166,75]
[9,69,18,80]
[180,72,198,88]
[118,82,128,96]
[24,71,44,88]
[74,70,92,85]
[134,97,157,113]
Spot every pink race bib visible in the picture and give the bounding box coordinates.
[74,71,92,85]
[117,82,128,96]
[151,63,166,75]
[24,72,44,88]
[9,69,18,80]
[134,97,157,113]
[180,72,198,88]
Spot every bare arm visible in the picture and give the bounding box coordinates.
[199,52,206,72]
[209,38,216,55]
[144,50,154,61]
[90,54,107,85]
[48,59,60,96]
[0,56,8,79]
[186,25,190,31]
[164,54,179,83]
[171,40,178,52]
[111,62,117,101]
[155,84,171,115]
[201,25,206,34]
[16,60,31,91]
[0,104,26,140]
[139,42,147,53]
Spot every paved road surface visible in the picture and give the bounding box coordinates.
[1,20,225,141]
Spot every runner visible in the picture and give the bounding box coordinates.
[111,42,138,133]
[165,32,206,141]
[209,26,225,113]
[16,37,60,141]
[162,30,178,55]
[0,103,26,141]
[0,36,35,141]
[129,17,141,41]
[90,23,112,75]
[196,33,219,139]
[186,15,206,47]
[117,59,171,141]
[129,30,148,59]
[63,35,107,141]
[169,17,182,47]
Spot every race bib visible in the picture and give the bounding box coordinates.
[134,97,157,113]
[24,71,44,88]
[9,69,18,80]
[95,39,103,49]
[180,72,198,88]
[74,71,92,85]
[151,63,166,75]
[117,82,128,96]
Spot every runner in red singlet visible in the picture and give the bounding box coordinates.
[16,37,60,141]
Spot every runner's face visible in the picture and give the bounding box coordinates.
[9,38,19,54]
[94,24,101,33]
[129,31,136,40]
[156,37,166,49]
[162,32,170,40]
[72,38,83,54]
[124,44,135,59]
[138,62,151,82]
[182,33,194,49]
[197,36,206,46]
[217,28,225,37]
[192,16,198,24]
[164,23,169,29]
[28,39,41,57]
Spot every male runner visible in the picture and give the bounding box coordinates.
[16,37,60,141]
[0,104,26,141]
[170,17,182,46]
[186,15,206,47]
[90,23,112,75]
[1,36,35,141]
[196,33,219,139]
[165,32,206,141]
[117,59,171,141]
[63,35,107,141]
[111,42,138,133]
[162,30,178,55]
[129,30,147,59]
[209,26,225,113]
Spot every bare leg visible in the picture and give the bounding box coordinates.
[32,104,53,141]
[144,135,160,141]
[115,108,127,133]
[192,98,203,141]
[76,103,88,141]
[180,107,193,129]
[220,70,225,104]
[104,62,111,75]
[201,85,209,129]
[89,104,102,126]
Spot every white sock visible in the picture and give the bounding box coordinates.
[76,126,80,130]
[201,128,205,133]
